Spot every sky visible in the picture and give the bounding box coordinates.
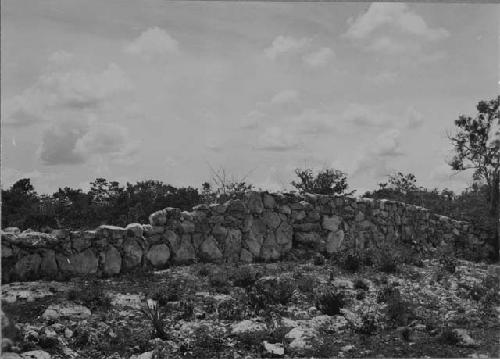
[1,1,499,195]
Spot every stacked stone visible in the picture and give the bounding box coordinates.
[1,191,493,283]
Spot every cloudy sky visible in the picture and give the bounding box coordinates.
[2,1,498,195]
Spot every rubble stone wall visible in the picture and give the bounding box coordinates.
[1,191,493,282]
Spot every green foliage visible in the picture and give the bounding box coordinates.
[315,290,345,316]
[191,325,225,357]
[67,281,111,310]
[291,168,353,196]
[231,266,258,288]
[248,277,296,312]
[313,253,326,266]
[1,177,201,230]
[340,252,362,272]
[295,273,317,294]
[439,328,461,345]
[353,279,369,291]
[141,300,169,340]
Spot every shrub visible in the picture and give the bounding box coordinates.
[37,335,60,349]
[439,327,460,345]
[355,314,377,335]
[296,274,316,294]
[313,253,325,266]
[231,266,257,288]
[400,327,412,342]
[353,279,369,291]
[67,281,111,310]
[178,298,194,320]
[315,290,345,316]
[217,298,247,321]
[377,285,401,303]
[150,286,178,306]
[191,325,225,357]
[378,253,398,273]
[209,270,229,288]
[141,300,168,340]
[340,253,361,272]
[248,276,296,312]
[439,256,457,274]
[197,264,211,277]
[386,294,414,327]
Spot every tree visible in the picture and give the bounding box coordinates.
[449,96,500,260]
[291,168,353,196]
[1,178,40,228]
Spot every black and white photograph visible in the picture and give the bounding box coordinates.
[1,1,499,358]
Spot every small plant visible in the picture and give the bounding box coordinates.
[385,293,414,327]
[231,266,257,288]
[141,300,169,340]
[248,276,296,313]
[439,327,460,345]
[353,278,369,291]
[296,274,316,294]
[209,270,229,289]
[191,325,225,357]
[150,286,178,306]
[400,327,412,342]
[439,255,457,274]
[197,264,211,277]
[178,298,194,320]
[313,253,325,266]
[355,313,377,335]
[217,298,247,321]
[67,281,111,310]
[315,290,345,316]
[377,285,401,303]
[378,253,398,273]
[340,252,361,272]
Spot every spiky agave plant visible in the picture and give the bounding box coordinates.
[141,299,169,340]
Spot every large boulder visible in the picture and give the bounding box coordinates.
[199,236,223,262]
[246,191,264,214]
[224,229,242,261]
[326,230,344,254]
[172,235,196,264]
[122,239,143,269]
[40,250,58,276]
[294,232,321,246]
[69,249,98,274]
[103,246,122,275]
[126,223,144,237]
[322,215,341,232]
[262,211,281,229]
[145,244,170,267]
[15,254,41,280]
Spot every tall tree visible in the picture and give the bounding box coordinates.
[449,96,500,260]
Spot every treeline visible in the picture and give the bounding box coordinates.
[0,170,495,239]
[1,178,200,230]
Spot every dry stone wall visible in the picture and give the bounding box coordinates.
[1,191,493,282]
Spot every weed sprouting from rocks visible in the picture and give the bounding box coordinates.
[141,300,169,340]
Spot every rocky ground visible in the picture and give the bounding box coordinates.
[2,256,499,359]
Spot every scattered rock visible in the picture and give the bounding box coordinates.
[20,351,51,359]
[453,328,478,347]
[263,341,284,357]
[42,304,91,320]
[231,319,267,335]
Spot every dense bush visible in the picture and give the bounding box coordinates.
[315,290,345,316]
[67,281,111,310]
[231,266,258,288]
[248,277,296,312]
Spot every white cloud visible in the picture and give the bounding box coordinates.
[48,50,74,66]
[255,127,301,151]
[344,3,449,62]
[3,63,132,126]
[125,27,179,59]
[270,89,299,105]
[351,129,403,180]
[38,119,88,165]
[367,71,398,85]
[38,117,137,166]
[345,3,449,41]
[264,35,310,60]
[406,106,424,129]
[303,47,335,68]
[341,103,392,127]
